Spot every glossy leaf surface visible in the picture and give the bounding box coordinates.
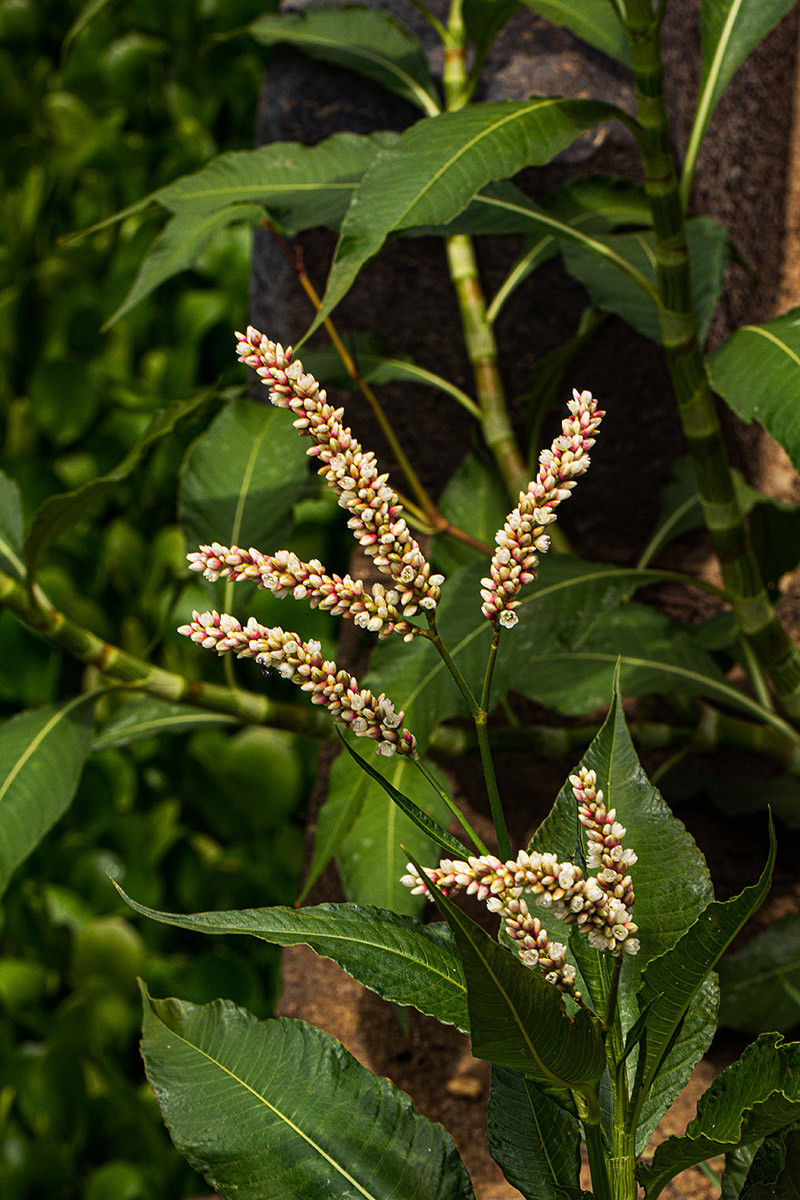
[488,1067,586,1199]
[638,1033,800,1198]
[93,695,239,751]
[707,306,800,474]
[317,97,620,327]
[247,6,439,115]
[141,989,475,1200]
[0,696,94,898]
[122,890,468,1030]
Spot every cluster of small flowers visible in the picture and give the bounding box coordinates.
[572,766,638,952]
[481,389,604,628]
[235,327,443,620]
[402,768,638,993]
[187,543,423,642]
[178,609,415,756]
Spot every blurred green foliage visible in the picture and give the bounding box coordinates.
[0,0,334,1194]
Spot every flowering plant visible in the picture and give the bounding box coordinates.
[119,331,800,1200]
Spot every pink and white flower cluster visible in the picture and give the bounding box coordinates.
[178,610,415,756]
[235,327,443,621]
[187,543,423,642]
[402,766,638,997]
[481,389,604,628]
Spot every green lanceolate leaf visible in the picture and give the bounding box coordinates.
[299,345,479,417]
[488,1067,585,1199]
[637,1033,800,1199]
[561,217,729,344]
[24,388,212,587]
[178,397,309,609]
[316,97,623,328]
[418,864,605,1087]
[106,205,265,325]
[81,131,396,238]
[141,988,475,1200]
[0,470,25,582]
[530,683,713,993]
[632,819,775,1120]
[93,695,239,752]
[684,0,797,201]
[706,307,800,474]
[0,695,95,898]
[522,0,631,65]
[634,974,719,1155]
[721,1143,758,1200]
[120,888,468,1030]
[718,912,800,1034]
[247,7,440,115]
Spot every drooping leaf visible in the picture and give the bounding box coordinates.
[561,217,729,344]
[106,205,265,325]
[121,889,468,1030]
[25,388,213,586]
[637,1033,800,1199]
[721,1143,759,1200]
[178,397,309,608]
[718,913,800,1034]
[489,176,652,319]
[420,865,605,1087]
[706,307,800,474]
[493,556,786,732]
[633,820,774,1112]
[93,695,239,752]
[246,6,441,115]
[0,469,25,582]
[689,0,797,174]
[316,97,623,328]
[488,1067,586,1200]
[0,695,95,899]
[522,0,631,65]
[141,988,475,1200]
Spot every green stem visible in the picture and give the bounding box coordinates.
[623,4,800,720]
[425,613,511,857]
[580,1101,613,1200]
[411,752,488,854]
[0,568,331,738]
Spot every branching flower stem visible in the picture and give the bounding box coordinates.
[425,610,511,858]
[622,0,800,721]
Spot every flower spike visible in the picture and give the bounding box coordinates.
[235,327,443,613]
[178,610,416,757]
[481,389,604,628]
[402,766,638,997]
